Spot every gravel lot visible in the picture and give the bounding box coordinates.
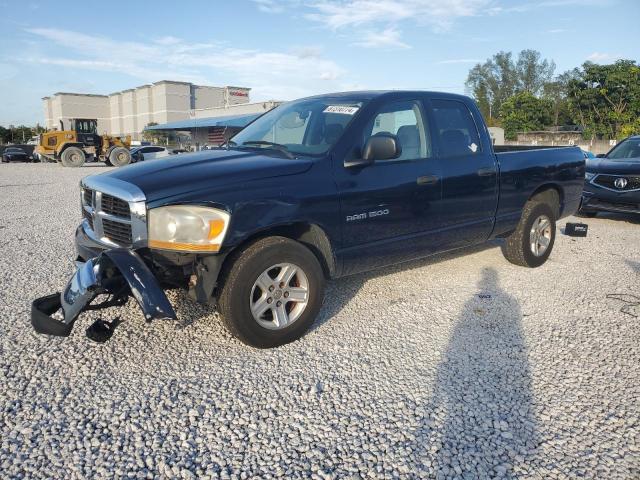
[1,162,639,479]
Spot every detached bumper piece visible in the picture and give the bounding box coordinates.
[31,249,177,338]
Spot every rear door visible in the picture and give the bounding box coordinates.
[430,98,498,246]
[334,97,444,274]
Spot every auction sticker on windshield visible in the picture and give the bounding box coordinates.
[324,105,360,115]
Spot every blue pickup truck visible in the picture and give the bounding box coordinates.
[32,91,585,348]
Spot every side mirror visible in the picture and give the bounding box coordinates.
[596,153,606,158]
[343,133,402,168]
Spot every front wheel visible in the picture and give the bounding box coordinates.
[502,201,556,268]
[60,147,86,167]
[218,237,325,348]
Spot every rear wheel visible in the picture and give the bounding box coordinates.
[60,147,86,167]
[218,236,325,348]
[502,199,557,268]
[108,147,131,167]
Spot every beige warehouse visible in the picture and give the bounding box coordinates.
[42,81,251,140]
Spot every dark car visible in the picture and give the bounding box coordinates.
[2,147,31,163]
[31,90,585,348]
[581,135,640,217]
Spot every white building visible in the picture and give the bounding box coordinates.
[42,81,251,140]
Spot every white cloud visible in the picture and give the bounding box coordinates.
[253,0,288,13]
[306,0,491,30]
[436,58,481,64]
[303,0,492,48]
[546,28,567,34]
[587,51,623,63]
[22,28,348,102]
[352,27,410,49]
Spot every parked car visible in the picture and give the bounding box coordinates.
[581,149,596,160]
[31,90,584,348]
[2,147,31,163]
[130,145,171,162]
[580,135,640,217]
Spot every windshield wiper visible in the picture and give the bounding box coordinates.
[219,139,237,150]
[241,141,295,159]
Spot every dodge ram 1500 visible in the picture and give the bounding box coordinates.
[32,91,585,348]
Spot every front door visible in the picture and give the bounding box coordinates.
[334,98,444,275]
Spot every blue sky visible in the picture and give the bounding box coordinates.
[0,0,638,126]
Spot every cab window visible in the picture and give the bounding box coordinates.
[364,100,431,161]
[431,99,481,157]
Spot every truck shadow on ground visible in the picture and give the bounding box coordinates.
[312,240,502,331]
[416,268,539,478]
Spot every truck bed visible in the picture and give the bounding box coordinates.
[491,145,585,237]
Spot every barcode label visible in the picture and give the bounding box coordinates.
[323,105,359,115]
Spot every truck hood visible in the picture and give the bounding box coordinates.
[101,149,313,202]
[586,157,640,175]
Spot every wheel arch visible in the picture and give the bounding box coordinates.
[56,142,85,156]
[225,222,337,279]
[529,183,563,217]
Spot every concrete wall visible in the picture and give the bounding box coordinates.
[43,81,253,140]
[43,94,110,133]
[505,130,616,155]
[193,86,225,109]
[488,127,505,146]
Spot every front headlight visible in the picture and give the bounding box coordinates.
[148,205,230,252]
[585,172,596,181]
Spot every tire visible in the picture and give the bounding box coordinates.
[502,200,557,268]
[60,147,86,167]
[108,147,131,167]
[218,236,325,348]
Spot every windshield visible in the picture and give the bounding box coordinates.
[607,138,640,160]
[231,97,365,156]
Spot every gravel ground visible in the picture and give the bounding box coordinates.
[1,162,639,479]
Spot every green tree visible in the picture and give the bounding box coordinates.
[0,126,8,144]
[500,91,553,140]
[517,49,556,95]
[466,50,555,122]
[567,60,640,140]
[542,68,580,126]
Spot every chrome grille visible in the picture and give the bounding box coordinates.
[593,174,640,191]
[80,177,147,248]
[82,208,94,230]
[101,193,131,219]
[103,218,133,244]
[83,188,93,206]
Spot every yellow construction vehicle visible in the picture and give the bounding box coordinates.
[36,119,132,167]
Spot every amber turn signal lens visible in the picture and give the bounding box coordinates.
[208,219,226,240]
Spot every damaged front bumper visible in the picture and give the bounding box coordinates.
[31,249,177,337]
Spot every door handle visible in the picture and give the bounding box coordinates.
[477,167,496,177]
[417,175,439,185]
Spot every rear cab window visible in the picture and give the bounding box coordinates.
[431,99,482,158]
